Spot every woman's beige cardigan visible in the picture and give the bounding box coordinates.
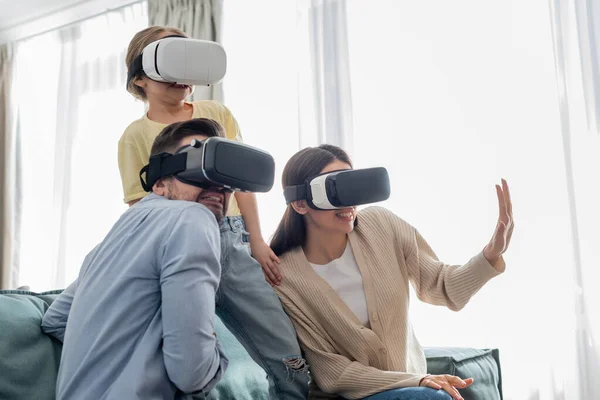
[274,206,504,399]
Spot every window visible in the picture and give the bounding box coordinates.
[12,2,148,290]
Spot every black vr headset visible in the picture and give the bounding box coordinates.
[140,137,275,193]
[284,167,390,210]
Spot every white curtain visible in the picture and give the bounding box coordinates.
[565,0,600,135]
[222,0,304,237]
[297,0,354,154]
[148,0,224,102]
[345,1,600,399]
[10,2,148,291]
[0,43,16,289]
[549,0,600,398]
[222,0,353,235]
[223,1,599,399]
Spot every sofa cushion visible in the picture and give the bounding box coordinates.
[0,290,62,400]
[424,347,503,400]
[0,290,502,400]
[0,290,268,400]
[210,317,269,399]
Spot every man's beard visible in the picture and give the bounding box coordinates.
[201,199,226,222]
[165,182,227,222]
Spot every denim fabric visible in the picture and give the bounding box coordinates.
[216,216,309,400]
[363,387,453,400]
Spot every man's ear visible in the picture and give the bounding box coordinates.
[152,178,168,196]
[291,200,309,215]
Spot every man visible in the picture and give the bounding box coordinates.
[42,118,236,399]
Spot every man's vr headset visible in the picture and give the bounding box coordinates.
[284,167,390,210]
[140,137,275,193]
[127,35,227,86]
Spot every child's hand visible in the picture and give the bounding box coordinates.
[250,239,282,286]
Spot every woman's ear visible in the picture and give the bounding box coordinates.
[291,200,309,215]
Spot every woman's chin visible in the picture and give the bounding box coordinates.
[334,219,355,234]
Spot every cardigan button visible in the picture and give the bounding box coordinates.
[379,348,387,355]
[372,313,379,322]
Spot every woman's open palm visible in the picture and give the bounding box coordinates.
[483,179,514,267]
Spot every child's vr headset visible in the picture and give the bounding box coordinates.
[284,167,390,210]
[127,35,227,86]
[140,137,275,193]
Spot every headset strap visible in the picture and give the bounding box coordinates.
[127,55,143,86]
[140,152,188,192]
[283,184,307,204]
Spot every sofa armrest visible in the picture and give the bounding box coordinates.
[424,347,503,400]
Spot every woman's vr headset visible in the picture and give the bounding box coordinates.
[284,167,391,210]
[127,35,227,86]
[140,137,275,193]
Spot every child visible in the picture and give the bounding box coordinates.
[117,26,309,400]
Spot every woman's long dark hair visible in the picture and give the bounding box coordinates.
[270,144,355,257]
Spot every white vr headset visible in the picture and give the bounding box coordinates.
[284,168,391,210]
[127,35,227,86]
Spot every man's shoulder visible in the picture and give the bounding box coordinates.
[170,201,217,223]
[137,196,218,230]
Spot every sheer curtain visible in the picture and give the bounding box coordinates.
[148,0,224,102]
[223,1,597,399]
[11,2,148,291]
[222,0,304,236]
[0,43,15,289]
[345,1,589,399]
[297,0,354,153]
[222,0,352,235]
[549,0,600,398]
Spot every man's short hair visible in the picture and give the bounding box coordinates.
[151,118,226,156]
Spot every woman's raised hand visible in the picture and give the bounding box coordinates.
[483,179,514,269]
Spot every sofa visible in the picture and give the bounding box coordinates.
[0,289,503,400]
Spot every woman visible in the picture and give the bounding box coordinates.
[270,145,513,400]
